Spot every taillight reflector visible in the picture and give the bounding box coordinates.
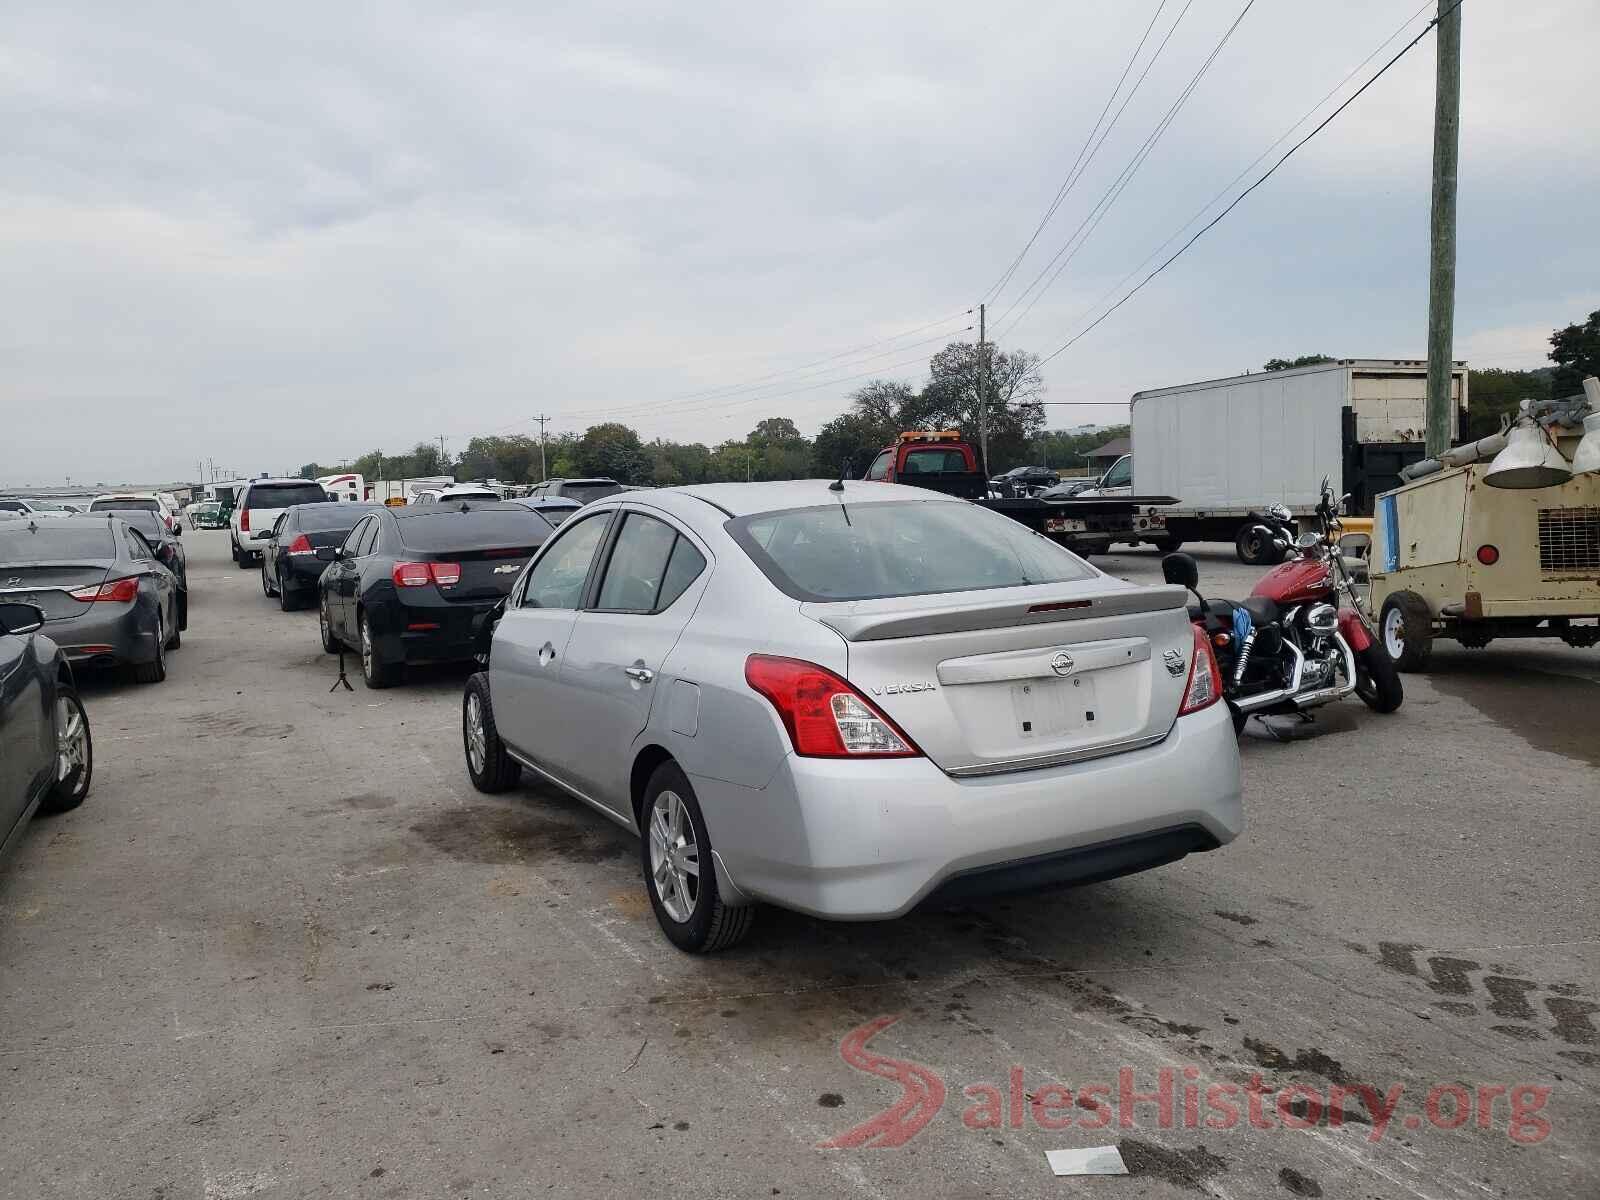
[1475,544,1499,565]
[70,577,139,603]
[744,655,920,758]
[1179,624,1222,715]
[392,561,460,588]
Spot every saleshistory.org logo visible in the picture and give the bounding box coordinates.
[818,1016,1555,1149]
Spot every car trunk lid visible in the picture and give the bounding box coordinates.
[801,581,1194,776]
[0,562,114,620]
[428,547,537,602]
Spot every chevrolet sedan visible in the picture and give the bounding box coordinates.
[463,481,1242,952]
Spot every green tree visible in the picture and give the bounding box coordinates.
[297,463,324,480]
[577,423,648,483]
[911,342,1045,474]
[1465,369,1552,439]
[1549,309,1600,396]
[1264,354,1335,371]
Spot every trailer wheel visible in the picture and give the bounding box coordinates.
[1379,591,1432,673]
[1235,523,1283,566]
[1150,537,1183,554]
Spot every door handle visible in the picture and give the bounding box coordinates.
[538,641,557,666]
[623,665,654,683]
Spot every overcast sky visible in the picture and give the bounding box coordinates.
[3,0,1596,486]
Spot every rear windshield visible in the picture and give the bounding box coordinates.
[729,500,1093,602]
[114,512,165,539]
[0,525,117,561]
[561,482,623,504]
[397,510,546,553]
[245,482,328,509]
[296,504,384,533]
[538,507,575,527]
[91,497,160,512]
[901,448,970,474]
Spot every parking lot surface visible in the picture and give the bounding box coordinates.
[2,531,1596,1199]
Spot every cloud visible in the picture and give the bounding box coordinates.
[1,0,1597,485]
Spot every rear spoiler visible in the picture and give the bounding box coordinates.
[801,584,1188,642]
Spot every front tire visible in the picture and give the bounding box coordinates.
[462,673,519,793]
[39,687,92,814]
[358,610,400,689]
[1354,644,1404,713]
[1380,592,1433,673]
[640,762,754,954]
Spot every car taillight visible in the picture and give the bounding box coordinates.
[286,534,314,556]
[240,508,250,532]
[744,654,920,758]
[1178,623,1222,715]
[392,561,460,587]
[70,577,139,603]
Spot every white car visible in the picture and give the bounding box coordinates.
[229,478,336,567]
[414,485,502,504]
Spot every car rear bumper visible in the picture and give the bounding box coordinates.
[691,698,1242,920]
[281,557,329,589]
[369,596,501,665]
[49,603,159,666]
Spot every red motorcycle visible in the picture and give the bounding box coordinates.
[1162,481,1402,733]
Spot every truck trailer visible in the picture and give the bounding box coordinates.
[1130,359,1469,562]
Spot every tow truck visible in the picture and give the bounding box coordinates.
[859,431,1176,556]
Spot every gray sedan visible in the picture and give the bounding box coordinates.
[462,481,1242,952]
[0,515,181,683]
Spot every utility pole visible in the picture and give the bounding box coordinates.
[533,414,552,482]
[436,435,448,466]
[1424,0,1461,457]
[977,303,991,478]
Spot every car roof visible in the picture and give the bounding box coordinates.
[550,478,619,486]
[668,479,963,518]
[93,492,157,500]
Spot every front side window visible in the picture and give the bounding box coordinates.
[522,513,610,609]
[1102,456,1132,488]
[864,452,891,481]
[731,499,1092,602]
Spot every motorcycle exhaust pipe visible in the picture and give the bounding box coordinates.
[1290,634,1360,710]
[1232,641,1305,714]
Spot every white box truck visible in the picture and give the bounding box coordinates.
[1129,359,1468,562]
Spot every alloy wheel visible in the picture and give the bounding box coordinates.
[319,602,331,645]
[360,615,373,677]
[56,696,88,783]
[464,692,487,774]
[648,790,700,924]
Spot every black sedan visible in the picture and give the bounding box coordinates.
[503,496,581,527]
[316,502,550,688]
[260,502,386,611]
[0,515,182,683]
[1,602,92,864]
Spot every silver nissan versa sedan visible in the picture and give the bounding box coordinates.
[462,480,1241,952]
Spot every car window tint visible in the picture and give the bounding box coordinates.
[864,451,891,481]
[341,517,371,555]
[246,482,328,509]
[902,448,966,474]
[655,536,706,612]
[522,514,609,609]
[0,526,116,559]
[596,514,678,612]
[731,500,1093,602]
[357,518,382,557]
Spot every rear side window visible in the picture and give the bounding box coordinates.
[0,526,116,560]
[901,448,968,474]
[246,483,328,509]
[91,497,160,512]
[397,511,545,553]
[730,500,1092,602]
[596,514,678,612]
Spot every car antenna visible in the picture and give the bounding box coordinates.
[831,457,852,524]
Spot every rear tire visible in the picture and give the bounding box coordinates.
[277,569,299,611]
[1354,643,1404,713]
[359,610,400,689]
[132,613,167,684]
[318,595,341,654]
[235,543,253,570]
[640,761,754,954]
[39,687,92,814]
[462,673,519,793]
[1379,592,1433,673]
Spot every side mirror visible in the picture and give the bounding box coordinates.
[0,602,47,636]
[1161,552,1199,591]
[314,546,339,562]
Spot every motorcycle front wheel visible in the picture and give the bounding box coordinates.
[1354,644,1404,714]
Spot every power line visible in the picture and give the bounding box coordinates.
[1043,0,1437,348]
[982,0,1173,305]
[1040,0,1468,368]
[995,0,1256,341]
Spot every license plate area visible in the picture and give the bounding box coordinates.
[1010,675,1098,739]
[1044,516,1087,533]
